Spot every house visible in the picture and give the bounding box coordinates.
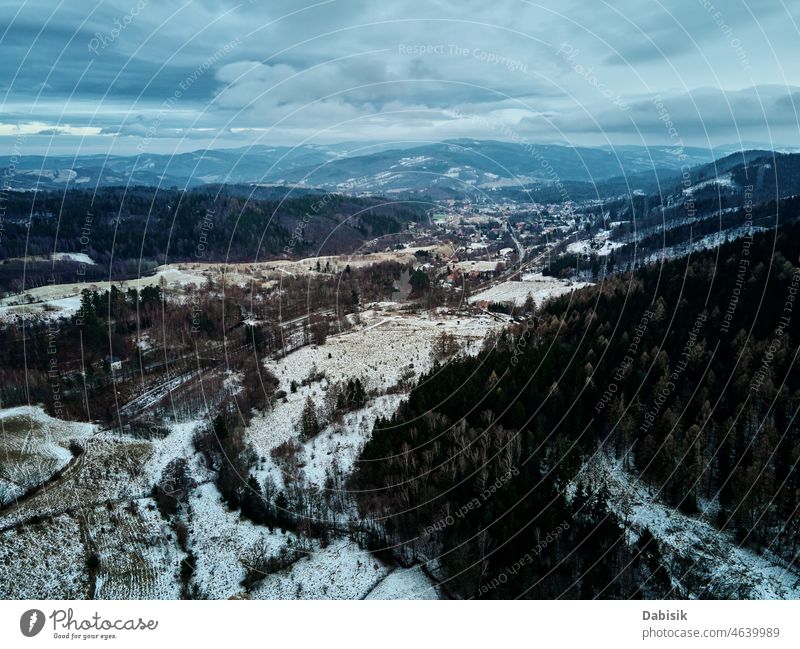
[105,355,123,371]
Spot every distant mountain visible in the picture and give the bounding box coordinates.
[663,151,800,204]
[0,144,347,190]
[0,140,716,193]
[491,149,793,205]
[578,151,800,270]
[278,140,716,193]
[726,152,800,201]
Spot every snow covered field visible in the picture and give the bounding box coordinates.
[0,405,96,506]
[454,260,501,273]
[52,252,97,265]
[0,247,439,321]
[161,245,447,284]
[2,252,97,265]
[0,495,185,600]
[91,500,184,600]
[566,229,625,256]
[469,272,592,307]
[0,243,446,321]
[0,513,88,599]
[248,305,501,487]
[365,565,439,599]
[226,305,494,599]
[0,415,189,599]
[252,538,389,599]
[0,296,83,320]
[683,173,736,195]
[188,482,292,599]
[0,302,493,600]
[0,435,152,530]
[0,400,440,599]
[187,482,438,600]
[0,265,208,321]
[300,394,405,487]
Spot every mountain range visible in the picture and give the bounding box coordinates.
[0,140,723,193]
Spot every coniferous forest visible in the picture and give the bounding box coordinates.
[355,220,800,598]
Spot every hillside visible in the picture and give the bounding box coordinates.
[354,219,800,598]
[0,186,427,272]
[0,141,714,194]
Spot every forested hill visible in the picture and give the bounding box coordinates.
[354,219,800,599]
[0,186,428,264]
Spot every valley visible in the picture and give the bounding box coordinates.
[1,143,799,601]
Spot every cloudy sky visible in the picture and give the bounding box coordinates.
[2,0,799,154]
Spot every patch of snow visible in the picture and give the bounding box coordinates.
[139,420,211,488]
[0,513,88,598]
[52,252,96,265]
[0,405,96,503]
[643,225,768,265]
[470,273,592,307]
[593,454,800,599]
[188,482,291,599]
[92,500,183,599]
[249,310,498,462]
[397,155,432,167]
[365,565,439,599]
[252,538,389,599]
[301,394,405,487]
[683,173,736,195]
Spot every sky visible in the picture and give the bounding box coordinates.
[1,0,799,155]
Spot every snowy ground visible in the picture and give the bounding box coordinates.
[469,272,592,307]
[248,305,501,488]
[0,266,207,321]
[0,513,88,599]
[260,306,496,410]
[252,538,389,599]
[0,435,152,530]
[0,413,190,600]
[0,403,440,599]
[161,245,446,284]
[453,259,503,273]
[184,475,439,600]
[300,394,405,487]
[186,482,439,600]
[0,250,425,320]
[683,173,736,195]
[187,482,293,599]
[0,498,185,599]
[365,565,439,599]
[0,405,96,505]
[586,454,800,599]
[0,295,82,320]
[0,415,221,531]
[2,252,97,265]
[91,499,184,600]
[642,226,768,265]
[566,229,625,256]
[139,420,212,486]
[0,303,491,600]
[232,305,496,600]
[52,252,97,265]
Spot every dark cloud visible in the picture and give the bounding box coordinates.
[0,0,797,153]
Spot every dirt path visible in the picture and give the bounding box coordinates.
[0,436,93,527]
